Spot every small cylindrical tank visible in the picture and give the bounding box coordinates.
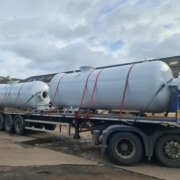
[0,81,49,109]
[49,61,174,113]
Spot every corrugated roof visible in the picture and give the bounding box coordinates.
[20,73,57,83]
[0,76,22,84]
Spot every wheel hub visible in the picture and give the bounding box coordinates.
[6,119,11,128]
[121,143,128,151]
[17,121,21,130]
[164,141,180,159]
[115,138,136,159]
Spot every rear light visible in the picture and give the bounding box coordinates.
[99,135,103,143]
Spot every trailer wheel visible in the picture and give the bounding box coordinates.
[14,116,25,135]
[44,124,56,131]
[155,134,180,168]
[108,132,143,166]
[0,114,5,131]
[34,123,43,129]
[4,115,14,133]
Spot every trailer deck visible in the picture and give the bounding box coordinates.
[3,109,179,126]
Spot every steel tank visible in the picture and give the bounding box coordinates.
[0,81,49,109]
[49,61,174,113]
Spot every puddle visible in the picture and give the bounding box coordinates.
[23,136,101,157]
[23,136,65,146]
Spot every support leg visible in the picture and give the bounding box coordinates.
[73,119,80,139]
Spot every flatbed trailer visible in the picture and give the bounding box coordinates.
[0,106,180,168]
[1,60,180,167]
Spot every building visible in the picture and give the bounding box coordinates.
[0,76,22,84]
[1,55,180,84]
[20,55,180,84]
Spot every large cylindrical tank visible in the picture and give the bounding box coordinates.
[0,81,49,109]
[49,61,174,113]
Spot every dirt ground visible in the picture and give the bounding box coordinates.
[0,132,163,180]
[0,164,159,180]
[0,131,162,180]
[23,134,99,157]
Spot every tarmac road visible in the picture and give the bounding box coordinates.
[0,130,179,180]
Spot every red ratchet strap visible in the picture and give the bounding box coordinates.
[1,86,11,107]
[14,83,25,108]
[75,70,95,119]
[49,74,66,117]
[119,64,135,118]
[3,85,14,105]
[49,105,52,117]
[84,69,104,119]
[4,85,15,106]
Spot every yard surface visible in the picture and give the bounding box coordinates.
[0,129,179,180]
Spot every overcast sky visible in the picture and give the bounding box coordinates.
[0,0,180,79]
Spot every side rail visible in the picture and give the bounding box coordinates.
[25,119,71,136]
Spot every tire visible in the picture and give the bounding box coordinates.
[34,123,43,129]
[108,132,143,166]
[4,115,14,133]
[0,114,5,131]
[14,115,25,135]
[44,124,56,131]
[155,134,180,168]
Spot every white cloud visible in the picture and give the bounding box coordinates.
[0,0,180,79]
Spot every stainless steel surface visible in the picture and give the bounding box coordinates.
[49,61,174,113]
[0,81,50,109]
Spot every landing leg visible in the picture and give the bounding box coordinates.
[73,119,80,139]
